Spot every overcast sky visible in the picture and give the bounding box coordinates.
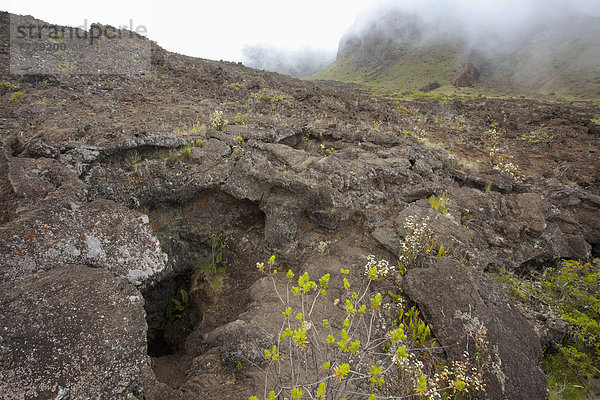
[4,0,600,62]
[4,0,371,61]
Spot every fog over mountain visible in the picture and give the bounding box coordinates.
[339,0,600,59]
[312,0,600,98]
[240,0,600,82]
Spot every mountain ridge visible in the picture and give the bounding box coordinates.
[313,7,600,100]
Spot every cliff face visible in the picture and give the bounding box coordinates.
[453,62,480,87]
[337,11,425,65]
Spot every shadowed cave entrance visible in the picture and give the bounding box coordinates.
[140,191,265,359]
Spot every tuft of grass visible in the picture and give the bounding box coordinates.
[181,146,191,158]
[545,354,597,400]
[520,130,554,144]
[428,194,449,215]
[175,121,206,136]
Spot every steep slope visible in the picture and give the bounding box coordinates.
[314,7,600,99]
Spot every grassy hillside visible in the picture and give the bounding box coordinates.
[313,42,462,92]
[312,14,600,101]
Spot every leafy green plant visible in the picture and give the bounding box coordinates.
[194,139,203,147]
[250,88,292,111]
[176,121,206,136]
[0,81,20,95]
[250,253,485,400]
[181,146,191,158]
[234,112,248,125]
[317,143,335,157]
[229,82,245,91]
[58,61,75,75]
[541,260,600,379]
[429,192,450,215]
[166,288,190,320]
[189,121,206,134]
[207,234,227,274]
[520,130,554,144]
[482,122,503,160]
[397,216,438,273]
[372,119,383,131]
[236,135,245,145]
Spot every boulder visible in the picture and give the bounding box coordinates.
[403,258,547,400]
[0,266,175,399]
[0,199,168,288]
[420,81,441,93]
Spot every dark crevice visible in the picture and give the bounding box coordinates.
[139,190,266,360]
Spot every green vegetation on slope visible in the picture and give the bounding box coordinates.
[312,18,600,101]
[313,42,462,93]
[493,259,600,400]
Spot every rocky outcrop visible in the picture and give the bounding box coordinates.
[0,265,177,400]
[420,81,441,92]
[453,62,481,87]
[0,199,169,288]
[404,258,548,399]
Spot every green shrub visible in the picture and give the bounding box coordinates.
[250,88,292,111]
[520,130,554,144]
[9,91,25,101]
[493,259,600,398]
[229,82,245,91]
[234,112,248,125]
[251,251,485,400]
[397,216,437,273]
[428,193,450,215]
[0,81,20,95]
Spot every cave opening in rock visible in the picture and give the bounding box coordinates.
[143,269,198,357]
[139,191,266,359]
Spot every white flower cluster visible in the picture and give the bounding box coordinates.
[363,254,395,279]
[395,352,444,399]
[210,110,228,131]
[494,161,522,181]
[398,216,434,269]
[434,352,485,395]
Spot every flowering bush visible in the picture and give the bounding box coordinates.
[211,110,228,131]
[482,122,524,182]
[398,216,437,272]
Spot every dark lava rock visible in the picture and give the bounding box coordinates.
[420,81,441,93]
[0,265,174,399]
[404,258,547,400]
[0,199,168,288]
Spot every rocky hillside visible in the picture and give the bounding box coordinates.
[1,11,599,400]
[314,6,600,100]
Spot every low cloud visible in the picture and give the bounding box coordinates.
[241,44,335,77]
